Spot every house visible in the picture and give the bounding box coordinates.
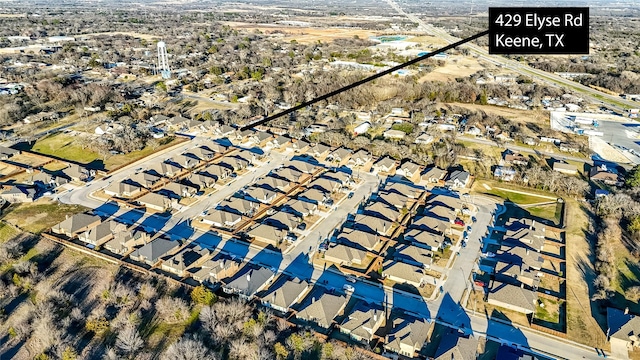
[308,177,341,194]
[434,330,479,360]
[552,161,578,175]
[393,244,433,269]
[590,164,623,186]
[397,161,421,183]
[244,186,277,204]
[494,166,516,181]
[170,154,200,169]
[161,244,210,277]
[376,191,409,210]
[219,197,258,216]
[306,143,331,159]
[607,307,640,355]
[414,133,434,145]
[339,302,384,343]
[353,214,393,236]
[372,156,397,174]
[160,181,198,199]
[286,159,318,174]
[384,181,423,199]
[236,150,257,165]
[271,166,304,183]
[348,150,372,167]
[324,243,367,266]
[130,237,181,266]
[247,223,286,246]
[0,146,19,159]
[190,254,241,284]
[28,172,67,189]
[0,185,37,203]
[222,265,276,300]
[198,210,242,229]
[219,156,249,171]
[260,276,310,313]
[445,170,471,188]
[384,316,430,358]
[503,151,529,166]
[188,173,216,190]
[383,129,406,140]
[52,213,101,238]
[296,291,348,330]
[188,146,216,161]
[104,180,142,198]
[78,220,127,247]
[137,192,173,212]
[504,218,546,252]
[104,228,150,255]
[149,162,182,177]
[428,194,463,213]
[203,141,229,154]
[326,147,352,165]
[202,163,233,181]
[282,199,317,217]
[292,139,311,153]
[215,125,237,138]
[271,135,291,148]
[364,202,401,222]
[62,164,92,182]
[129,171,163,189]
[336,229,380,252]
[382,260,425,287]
[298,188,328,205]
[421,166,447,184]
[487,244,544,287]
[322,171,352,186]
[256,176,291,193]
[404,228,445,251]
[487,280,537,314]
[264,212,300,231]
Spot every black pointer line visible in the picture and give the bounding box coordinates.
[240,30,490,131]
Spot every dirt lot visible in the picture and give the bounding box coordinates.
[223,21,379,44]
[419,56,491,82]
[440,102,549,125]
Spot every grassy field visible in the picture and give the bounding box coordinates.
[0,221,21,242]
[527,203,563,224]
[2,201,89,234]
[563,199,609,348]
[27,132,185,171]
[473,180,558,204]
[31,133,101,164]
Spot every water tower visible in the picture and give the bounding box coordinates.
[157,41,171,79]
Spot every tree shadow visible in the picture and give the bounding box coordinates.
[0,339,26,360]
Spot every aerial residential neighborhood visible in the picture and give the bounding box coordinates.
[0,1,639,360]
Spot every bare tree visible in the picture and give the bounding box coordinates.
[116,324,144,357]
[162,336,213,360]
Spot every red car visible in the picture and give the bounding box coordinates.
[454,218,465,226]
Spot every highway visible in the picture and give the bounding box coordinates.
[384,0,638,114]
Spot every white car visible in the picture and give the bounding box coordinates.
[346,276,357,283]
[343,284,355,293]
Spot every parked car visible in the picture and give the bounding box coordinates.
[471,216,477,223]
[346,276,357,283]
[347,192,354,199]
[285,232,297,242]
[297,222,307,230]
[343,284,355,293]
[454,218,465,226]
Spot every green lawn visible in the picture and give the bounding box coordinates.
[527,203,562,224]
[0,222,21,242]
[31,133,101,164]
[3,202,89,234]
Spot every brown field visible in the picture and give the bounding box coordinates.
[420,56,492,82]
[223,21,379,44]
